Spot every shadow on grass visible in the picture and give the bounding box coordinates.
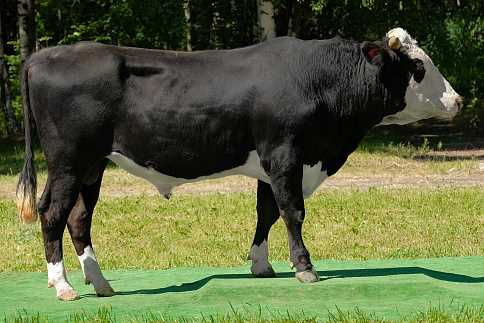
[108,266,484,297]
[413,154,483,161]
[363,125,484,157]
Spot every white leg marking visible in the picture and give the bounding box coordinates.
[250,240,275,277]
[78,246,114,296]
[47,261,79,300]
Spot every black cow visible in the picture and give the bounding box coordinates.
[17,36,425,300]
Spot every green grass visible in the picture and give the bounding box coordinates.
[1,188,482,272]
[4,304,484,323]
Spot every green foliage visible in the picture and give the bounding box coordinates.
[0,41,22,137]
[36,0,186,49]
[190,0,258,50]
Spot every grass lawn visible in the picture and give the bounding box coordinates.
[1,188,482,272]
[5,304,484,323]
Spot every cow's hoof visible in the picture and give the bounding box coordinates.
[295,269,319,283]
[96,283,115,297]
[251,265,276,278]
[57,288,80,301]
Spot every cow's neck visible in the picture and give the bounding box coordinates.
[304,69,393,175]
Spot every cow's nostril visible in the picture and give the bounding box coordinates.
[455,96,464,111]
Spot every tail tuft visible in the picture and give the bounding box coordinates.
[16,63,38,224]
[16,158,38,224]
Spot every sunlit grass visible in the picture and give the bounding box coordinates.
[4,304,484,323]
[1,188,482,272]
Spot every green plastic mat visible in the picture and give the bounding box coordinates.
[1,257,483,321]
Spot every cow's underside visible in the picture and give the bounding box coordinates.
[108,151,327,199]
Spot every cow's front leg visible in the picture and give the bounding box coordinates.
[264,148,319,283]
[40,175,81,301]
[67,185,114,297]
[249,180,280,277]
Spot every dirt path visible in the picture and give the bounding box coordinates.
[98,173,484,198]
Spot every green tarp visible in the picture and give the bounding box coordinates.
[1,257,483,321]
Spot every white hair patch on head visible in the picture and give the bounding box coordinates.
[386,27,418,46]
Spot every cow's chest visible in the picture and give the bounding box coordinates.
[108,151,327,199]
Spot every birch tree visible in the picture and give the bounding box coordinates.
[17,0,35,65]
[257,0,276,41]
[184,0,192,51]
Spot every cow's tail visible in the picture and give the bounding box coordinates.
[16,64,38,224]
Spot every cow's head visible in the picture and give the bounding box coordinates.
[362,36,426,116]
[379,28,463,125]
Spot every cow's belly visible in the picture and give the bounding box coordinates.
[107,151,327,199]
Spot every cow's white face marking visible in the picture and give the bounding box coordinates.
[108,151,327,199]
[250,240,273,275]
[78,246,114,296]
[47,261,79,300]
[379,28,461,125]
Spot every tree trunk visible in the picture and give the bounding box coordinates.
[287,0,295,37]
[257,0,276,41]
[0,2,19,135]
[17,0,35,65]
[184,0,192,51]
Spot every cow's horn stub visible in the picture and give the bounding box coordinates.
[388,36,401,50]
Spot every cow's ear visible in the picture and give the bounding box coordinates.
[362,42,383,64]
[411,58,425,83]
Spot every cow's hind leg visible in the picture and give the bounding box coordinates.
[249,180,279,277]
[67,160,114,297]
[40,173,81,301]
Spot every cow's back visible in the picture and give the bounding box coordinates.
[26,41,285,178]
